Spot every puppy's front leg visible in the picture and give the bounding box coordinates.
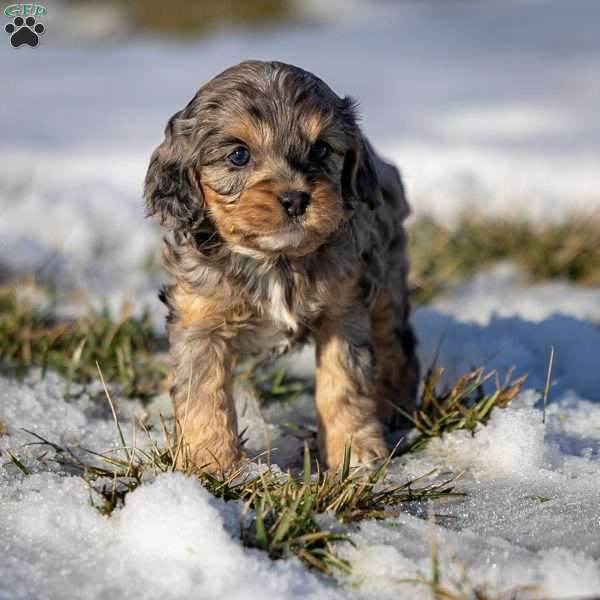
[315,306,388,470]
[169,328,240,474]
[167,291,241,474]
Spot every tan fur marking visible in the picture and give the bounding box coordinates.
[301,112,330,143]
[315,322,387,469]
[174,287,226,328]
[169,283,246,473]
[172,348,241,475]
[313,273,387,468]
[202,176,344,257]
[225,115,273,148]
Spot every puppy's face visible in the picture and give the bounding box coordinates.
[145,61,380,258]
[199,102,346,257]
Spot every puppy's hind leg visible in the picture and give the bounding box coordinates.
[370,289,420,430]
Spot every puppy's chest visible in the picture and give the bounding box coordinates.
[244,273,322,354]
[265,277,301,332]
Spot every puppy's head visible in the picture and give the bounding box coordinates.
[145,60,380,257]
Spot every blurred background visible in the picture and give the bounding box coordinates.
[1,0,599,321]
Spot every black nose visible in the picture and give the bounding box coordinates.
[279,190,310,217]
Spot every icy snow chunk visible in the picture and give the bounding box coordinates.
[0,372,145,462]
[343,512,600,599]
[0,472,342,600]
[538,548,600,597]
[428,403,546,479]
[111,474,327,599]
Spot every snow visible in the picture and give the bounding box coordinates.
[0,472,338,600]
[431,264,600,326]
[3,295,600,598]
[2,0,600,302]
[2,0,600,598]
[414,308,600,400]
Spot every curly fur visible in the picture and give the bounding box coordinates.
[145,60,419,473]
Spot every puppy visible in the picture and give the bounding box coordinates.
[144,60,419,474]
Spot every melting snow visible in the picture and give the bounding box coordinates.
[2,298,600,598]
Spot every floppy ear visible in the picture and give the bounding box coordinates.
[144,111,205,232]
[341,133,383,211]
[377,159,410,221]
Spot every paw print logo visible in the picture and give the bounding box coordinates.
[5,16,45,48]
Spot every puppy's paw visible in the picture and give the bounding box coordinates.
[321,426,388,471]
[176,438,243,477]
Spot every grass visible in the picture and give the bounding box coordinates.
[3,353,527,577]
[1,315,529,589]
[409,212,600,303]
[399,365,527,453]
[1,213,559,585]
[9,411,462,575]
[124,0,293,34]
[0,284,169,398]
[239,446,460,572]
[0,282,311,406]
[238,358,527,459]
[238,362,309,406]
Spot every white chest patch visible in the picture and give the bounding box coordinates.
[267,276,298,332]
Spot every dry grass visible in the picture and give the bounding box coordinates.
[409,212,600,303]
[3,354,528,577]
[9,412,461,575]
[0,284,168,398]
[399,365,527,454]
[239,360,528,458]
[125,0,293,34]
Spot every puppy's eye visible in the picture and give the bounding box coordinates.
[309,140,330,161]
[228,146,250,167]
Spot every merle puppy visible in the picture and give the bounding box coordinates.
[145,60,419,473]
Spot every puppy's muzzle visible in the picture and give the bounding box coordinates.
[279,190,311,217]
